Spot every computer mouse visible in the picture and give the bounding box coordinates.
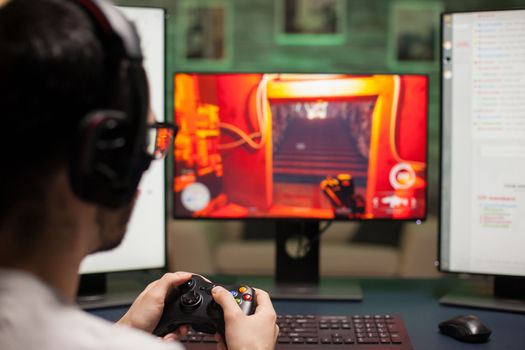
[439,315,492,343]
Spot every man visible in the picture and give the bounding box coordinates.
[0,0,279,349]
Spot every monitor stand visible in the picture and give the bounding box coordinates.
[440,275,525,313]
[247,221,362,301]
[76,273,145,310]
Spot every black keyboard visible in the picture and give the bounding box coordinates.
[180,314,413,349]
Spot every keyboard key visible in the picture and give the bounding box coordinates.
[290,328,314,333]
[391,333,403,344]
[277,337,291,343]
[202,335,217,343]
[188,336,202,342]
[358,337,379,344]
[344,337,355,344]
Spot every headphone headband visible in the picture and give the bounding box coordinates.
[75,0,143,60]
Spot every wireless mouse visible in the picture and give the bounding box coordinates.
[439,315,492,343]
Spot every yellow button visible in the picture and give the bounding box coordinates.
[239,286,247,293]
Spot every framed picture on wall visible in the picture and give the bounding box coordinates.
[177,0,233,69]
[275,0,346,45]
[387,1,443,71]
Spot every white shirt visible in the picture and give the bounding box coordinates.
[0,269,184,350]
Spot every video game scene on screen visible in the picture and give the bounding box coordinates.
[173,73,428,220]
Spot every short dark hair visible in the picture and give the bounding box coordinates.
[0,0,111,220]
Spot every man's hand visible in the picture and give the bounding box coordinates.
[116,271,192,341]
[212,286,279,350]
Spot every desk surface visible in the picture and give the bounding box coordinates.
[90,278,525,350]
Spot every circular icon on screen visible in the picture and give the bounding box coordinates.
[389,163,416,190]
[181,183,211,212]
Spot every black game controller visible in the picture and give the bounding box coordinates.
[153,274,257,341]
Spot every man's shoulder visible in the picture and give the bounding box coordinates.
[0,270,183,350]
[70,311,185,350]
[1,304,184,350]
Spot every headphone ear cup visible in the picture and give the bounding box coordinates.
[70,110,130,207]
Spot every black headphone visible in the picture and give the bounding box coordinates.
[69,0,152,209]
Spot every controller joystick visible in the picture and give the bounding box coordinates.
[179,278,195,291]
[153,274,256,341]
[180,291,202,310]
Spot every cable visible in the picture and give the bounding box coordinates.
[295,221,334,257]
[216,74,272,151]
[217,123,262,150]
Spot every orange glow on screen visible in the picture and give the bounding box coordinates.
[173,73,427,220]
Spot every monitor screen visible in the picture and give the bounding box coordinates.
[80,6,166,274]
[172,73,428,220]
[440,9,525,277]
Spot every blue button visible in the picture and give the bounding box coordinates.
[230,290,238,297]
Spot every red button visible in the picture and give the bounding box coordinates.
[242,294,252,301]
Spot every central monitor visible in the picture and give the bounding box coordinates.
[172,73,428,299]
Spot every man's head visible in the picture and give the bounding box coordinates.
[0,0,151,254]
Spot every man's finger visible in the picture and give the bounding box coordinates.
[144,272,192,302]
[212,286,243,319]
[159,272,192,292]
[253,288,274,315]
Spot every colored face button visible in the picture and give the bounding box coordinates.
[242,294,253,301]
[239,286,247,293]
[235,298,242,305]
[230,290,239,297]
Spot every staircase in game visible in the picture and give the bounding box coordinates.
[273,117,368,187]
